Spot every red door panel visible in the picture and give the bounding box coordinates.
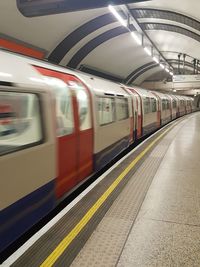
[77,129,93,182]
[34,66,94,198]
[137,115,142,138]
[137,96,142,138]
[57,134,77,197]
[157,99,161,127]
[34,66,79,198]
[72,78,94,183]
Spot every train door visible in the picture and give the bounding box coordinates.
[132,94,138,140]
[34,66,93,198]
[176,97,180,117]
[168,96,172,120]
[135,94,142,138]
[125,88,142,139]
[127,96,134,144]
[121,86,135,142]
[152,92,161,127]
[71,78,94,183]
[157,97,161,127]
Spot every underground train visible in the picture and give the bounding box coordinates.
[0,50,195,253]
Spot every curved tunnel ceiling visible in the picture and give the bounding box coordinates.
[126,59,200,84]
[65,24,200,69]
[45,6,200,85]
[0,0,200,89]
[48,8,200,64]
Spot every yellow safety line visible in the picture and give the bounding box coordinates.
[40,123,175,267]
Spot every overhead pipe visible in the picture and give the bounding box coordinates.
[196,59,199,74]
[178,54,181,74]
[183,54,186,74]
[193,59,196,74]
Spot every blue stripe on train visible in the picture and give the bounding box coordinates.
[94,136,130,172]
[0,180,55,252]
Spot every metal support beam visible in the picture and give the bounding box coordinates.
[193,59,196,74]
[183,54,186,74]
[121,4,173,70]
[178,54,181,74]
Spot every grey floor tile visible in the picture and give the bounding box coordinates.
[117,219,173,267]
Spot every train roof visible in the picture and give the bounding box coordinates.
[151,91,170,100]
[0,50,195,101]
[3,49,129,97]
[131,86,157,99]
[76,72,130,96]
[0,50,50,92]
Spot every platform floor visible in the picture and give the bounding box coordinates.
[71,112,200,267]
[3,112,200,267]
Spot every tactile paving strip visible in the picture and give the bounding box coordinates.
[10,117,187,267]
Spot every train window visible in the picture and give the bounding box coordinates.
[151,98,157,112]
[0,91,42,155]
[143,97,151,114]
[75,87,91,131]
[44,76,74,137]
[172,100,176,108]
[162,99,166,110]
[166,100,170,109]
[116,98,129,120]
[98,97,115,125]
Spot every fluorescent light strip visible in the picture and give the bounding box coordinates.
[108,5,127,27]
[131,32,142,45]
[160,63,165,69]
[169,72,173,76]
[165,68,170,72]
[153,56,159,64]
[144,47,151,56]
[108,5,171,70]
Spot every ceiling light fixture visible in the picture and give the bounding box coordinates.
[144,47,151,56]
[131,31,142,45]
[108,5,127,27]
[108,4,174,75]
[153,56,159,64]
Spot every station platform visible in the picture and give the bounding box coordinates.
[2,112,200,267]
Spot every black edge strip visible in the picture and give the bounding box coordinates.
[79,65,123,83]
[48,14,116,64]
[67,27,129,69]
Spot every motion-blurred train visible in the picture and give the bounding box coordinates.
[0,50,195,252]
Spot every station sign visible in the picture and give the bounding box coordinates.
[173,75,200,83]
